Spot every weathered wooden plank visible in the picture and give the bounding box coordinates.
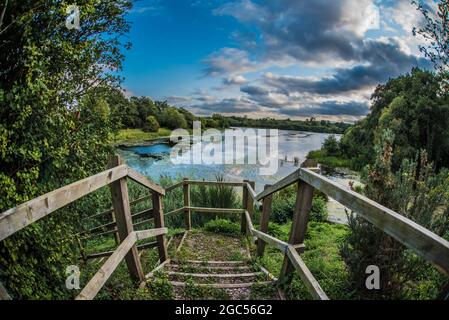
[135,227,168,240]
[173,260,247,265]
[241,180,249,234]
[245,182,263,209]
[85,208,154,234]
[252,229,289,252]
[175,231,188,254]
[183,178,191,230]
[76,232,137,300]
[244,210,255,235]
[286,246,329,300]
[143,259,172,282]
[257,184,272,257]
[152,193,168,262]
[166,181,183,192]
[170,281,276,289]
[82,194,151,221]
[108,156,144,282]
[127,168,166,195]
[164,207,185,217]
[186,180,245,187]
[255,169,300,201]
[299,168,449,275]
[186,207,245,214]
[86,241,158,260]
[169,264,251,271]
[280,178,314,281]
[0,165,128,241]
[166,271,263,278]
[0,281,12,300]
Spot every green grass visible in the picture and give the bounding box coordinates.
[113,128,172,144]
[307,149,351,169]
[256,221,353,300]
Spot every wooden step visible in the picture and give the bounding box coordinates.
[173,259,247,265]
[166,271,263,278]
[168,264,252,271]
[170,280,276,289]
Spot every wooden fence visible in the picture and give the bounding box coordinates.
[1,156,449,300]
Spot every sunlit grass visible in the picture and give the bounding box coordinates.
[113,128,172,144]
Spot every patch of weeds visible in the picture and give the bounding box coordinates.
[250,282,278,300]
[182,279,229,300]
[229,251,245,261]
[204,219,240,236]
[183,279,206,299]
[145,271,175,300]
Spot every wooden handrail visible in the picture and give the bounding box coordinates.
[166,181,183,192]
[185,207,245,214]
[127,168,165,195]
[255,169,300,201]
[286,246,329,300]
[82,194,152,221]
[299,168,449,275]
[85,208,153,234]
[186,180,246,187]
[76,228,167,300]
[243,209,328,300]
[0,165,129,242]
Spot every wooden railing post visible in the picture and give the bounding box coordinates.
[257,184,272,257]
[108,155,144,282]
[279,160,316,285]
[241,180,249,234]
[241,180,254,235]
[183,178,191,230]
[152,192,168,262]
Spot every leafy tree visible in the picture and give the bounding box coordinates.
[322,135,340,156]
[159,107,188,130]
[341,130,449,299]
[0,0,132,298]
[130,97,158,128]
[413,0,449,76]
[340,69,449,171]
[145,115,160,133]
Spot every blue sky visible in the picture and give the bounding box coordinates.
[121,0,435,122]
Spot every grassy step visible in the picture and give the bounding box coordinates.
[169,263,252,270]
[170,280,277,289]
[172,259,248,266]
[166,271,263,278]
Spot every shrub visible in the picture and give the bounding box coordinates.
[322,135,340,156]
[340,130,449,299]
[204,219,240,236]
[144,115,160,132]
[271,194,296,224]
[310,197,328,222]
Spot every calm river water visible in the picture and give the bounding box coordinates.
[117,128,357,224]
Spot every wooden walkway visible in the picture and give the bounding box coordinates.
[1,155,449,300]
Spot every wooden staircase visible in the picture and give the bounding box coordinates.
[146,258,280,300]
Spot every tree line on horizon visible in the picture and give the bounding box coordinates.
[100,88,352,134]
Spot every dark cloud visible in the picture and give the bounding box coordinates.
[264,40,431,95]
[279,101,370,117]
[191,97,261,114]
[195,0,433,119]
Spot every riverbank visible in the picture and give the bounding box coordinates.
[112,128,172,145]
[307,149,351,169]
